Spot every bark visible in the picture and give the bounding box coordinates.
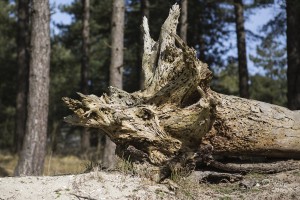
[63,5,300,180]
[192,13,205,62]
[81,0,90,96]
[110,0,124,89]
[139,0,150,89]
[50,121,60,153]
[15,0,30,153]
[286,0,300,110]
[103,0,125,168]
[81,0,90,152]
[234,0,249,98]
[179,0,188,42]
[81,128,90,153]
[14,0,50,176]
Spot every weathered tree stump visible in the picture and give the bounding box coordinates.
[63,5,300,180]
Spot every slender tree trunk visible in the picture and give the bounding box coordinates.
[14,0,50,176]
[286,0,300,110]
[234,0,249,98]
[50,121,60,153]
[141,0,150,19]
[103,0,125,168]
[198,35,206,62]
[139,0,150,89]
[15,0,30,153]
[197,21,206,62]
[179,0,188,42]
[109,0,125,88]
[81,0,90,98]
[81,0,90,153]
[192,13,205,62]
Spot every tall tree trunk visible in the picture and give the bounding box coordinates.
[139,0,150,89]
[109,0,124,88]
[14,0,50,176]
[179,0,188,42]
[234,0,249,98]
[141,0,150,19]
[192,13,205,62]
[286,0,300,110]
[15,0,30,153]
[103,0,125,168]
[81,0,90,153]
[197,21,206,62]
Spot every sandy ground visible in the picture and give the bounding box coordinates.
[0,171,175,200]
[0,169,300,200]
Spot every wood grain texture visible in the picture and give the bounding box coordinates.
[63,4,300,179]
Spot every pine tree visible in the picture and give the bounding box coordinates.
[103,0,125,168]
[234,0,249,98]
[14,0,50,176]
[180,0,188,42]
[0,0,18,150]
[286,0,300,110]
[250,3,287,106]
[15,0,30,153]
[80,0,90,153]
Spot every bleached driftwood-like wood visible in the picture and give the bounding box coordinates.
[63,5,300,179]
[203,94,300,159]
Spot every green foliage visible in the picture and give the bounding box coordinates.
[188,0,233,68]
[46,0,117,153]
[56,0,111,94]
[249,2,287,106]
[212,61,239,96]
[49,42,80,121]
[250,74,287,106]
[0,0,17,149]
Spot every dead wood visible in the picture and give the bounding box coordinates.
[62,4,300,181]
[197,172,243,184]
[207,159,300,174]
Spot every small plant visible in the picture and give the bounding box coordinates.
[209,183,240,195]
[116,156,135,175]
[89,170,104,182]
[168,167,201,200]
[83,161,103,173]
[219,196,232,200]
[54,189,62,199]
[170,167,192,182]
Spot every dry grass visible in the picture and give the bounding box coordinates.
[0,151,89,176]
[115,157,135,175]
[44,154,89,176]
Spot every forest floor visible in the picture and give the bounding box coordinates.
[0,152,300,200]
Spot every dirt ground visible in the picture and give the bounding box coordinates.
[0,168,299,200]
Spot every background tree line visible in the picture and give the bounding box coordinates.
[0,0,299,175]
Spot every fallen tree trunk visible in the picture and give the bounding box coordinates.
[203,93,300,159]
[63,5,300,178]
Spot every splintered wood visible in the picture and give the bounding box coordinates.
[63,4,300,180]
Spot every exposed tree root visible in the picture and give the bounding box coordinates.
[63,4,300,182]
